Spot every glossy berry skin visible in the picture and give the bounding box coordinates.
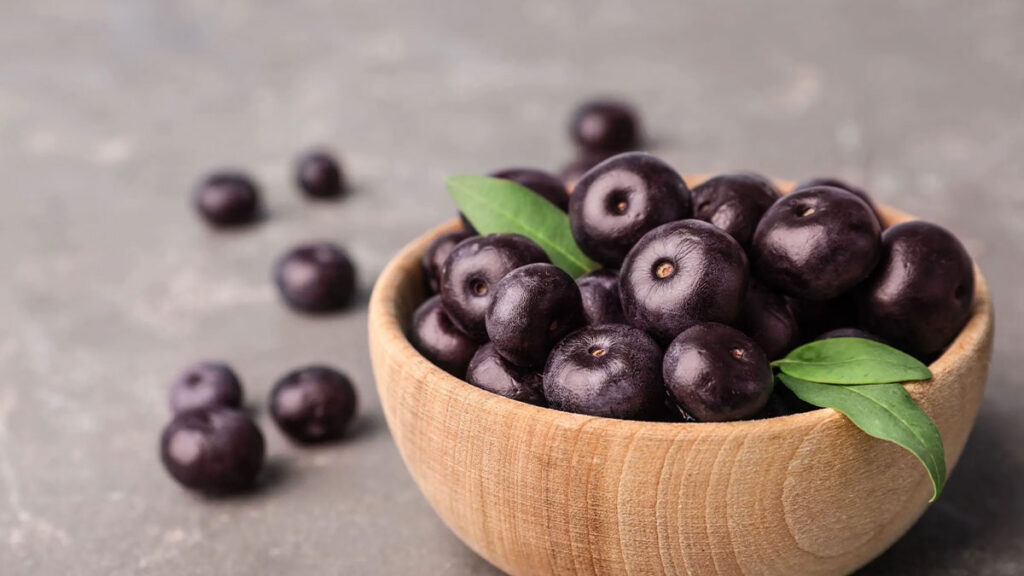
[569,99,641,153]
[620,220,749,343]
[751,186,881,301]
[486,263,585,368]
[816,327,883,343]
[466,343,545,406]
[543,324,664,420]
[296,150,345,198]
[440,234,549,342]
[577,269,625,326]
[274,242,356,313]
[160,408,265,492]
[193,172,261,226]
[461,169,570,233]
[421,230,473,294]
[737,282,800,361]
[795,177,878,219]
[410,295,479,378]
[569,152,691,267]
[857,221,974,361]
[270,365,358,444]
[691,172,780,248]
[169,361,244,414]
[663,323,774,422]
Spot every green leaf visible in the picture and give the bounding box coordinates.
[779,374,946,501]
[446,175,601,278]
[772,337,932,385]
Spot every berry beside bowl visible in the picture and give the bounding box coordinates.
[368,176,993,576]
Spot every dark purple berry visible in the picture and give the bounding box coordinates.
[577,269,625,326]
[270,365,358,444]
[857,221,974,361]
[663,323,774,422]
[410,295,479,378]
[160,408,265,492]
[193,172,260,226]
[169,361,243,414]
[274,242,356,313]
[569,99,641,153]
[691,172,780,248]
[737,282,800,360]
[544,324,664,419]
[422,230,473,294]
[466,343,545,405]
[440,234,549,342]
[620,220,748,343]
[795,177,878,221]
[485,263,585,368]
[751,186,881,301]
[296,150,345,198]
[569,152,691,267]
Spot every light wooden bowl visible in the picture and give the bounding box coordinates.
[368,179,994,576]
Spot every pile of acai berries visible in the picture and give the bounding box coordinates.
[411,152,975,423]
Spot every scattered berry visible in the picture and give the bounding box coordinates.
[270,365,358,444]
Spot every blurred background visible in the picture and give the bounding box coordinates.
[1,1,1021,574]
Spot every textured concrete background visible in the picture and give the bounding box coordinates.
[1,1,1022,574]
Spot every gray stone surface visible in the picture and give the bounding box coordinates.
[1,1,1021,574]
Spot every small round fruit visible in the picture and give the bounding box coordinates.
[169,361,243,414]
[486,263,585,367]
[857,221,974,360]
[193,172,261,226]
[569,99,641,153]
[816,327,883,342]
[691,172,780,248]
[543,324,664,419]
[466,343,544,405]
[440,234,549,341]
[569,152,691,267]
[160,408,265,492]
[751,186,881,301]
[461,168,570,233]
[410,295,479,378]
[663,323,774,422]
[737,282,800,360]
[270,365,358,444]
[620,220,748,342]
[274,242,356,313]
[296,150,345,198]
[422,230,473,294]
[577,269,625,326]
[795,176,877,219]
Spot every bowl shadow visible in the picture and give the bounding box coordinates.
[856,395,1021,574]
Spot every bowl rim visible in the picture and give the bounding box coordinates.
[369,177,994,438]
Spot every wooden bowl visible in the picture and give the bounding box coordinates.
[368,180,994,576]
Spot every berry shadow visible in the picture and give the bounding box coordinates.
[188,455,296,503]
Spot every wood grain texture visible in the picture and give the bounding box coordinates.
[368,178,994,576]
